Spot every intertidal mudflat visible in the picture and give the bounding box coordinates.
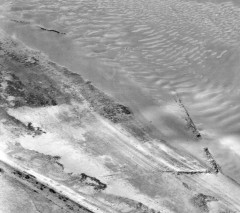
[1,0,240,212]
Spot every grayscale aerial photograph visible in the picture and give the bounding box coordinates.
[0,0,240,212]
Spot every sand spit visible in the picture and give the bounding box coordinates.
[0,30,240,212]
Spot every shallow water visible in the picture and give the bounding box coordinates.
[1,0,240,182]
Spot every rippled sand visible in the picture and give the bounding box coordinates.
[1,0,240,185]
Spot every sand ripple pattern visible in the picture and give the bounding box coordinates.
[3,0,240,149]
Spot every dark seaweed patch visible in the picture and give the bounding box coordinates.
[49,188,56,194]
[11,167,93,212]
[204,147,221,174]
[176,170,210,175]
[27,122,35,131]
[174,94,201,140]
[6,50,38,67]
[4,74,58,107]
[191,193,218,212]
[81,81,133,123]
[11,19,30,25]
[26,122,46,136]
[5,112,28,130]
[25,175,30,179]
[13,170,23,177]
[182,182,191,190]
[135,202,159,213]
[79,173,107,191]
[102,104,132,122]
[24,89,57,107]
[39,27,66,35]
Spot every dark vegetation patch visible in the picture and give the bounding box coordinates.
[2,70,60,107]
[81,81,133,123]
[27,122,35,131]
[102,103,131,119]
[182,182,191,190]
[11,168,93,212]
[5,51,39,67]
[174,95,201,140]
[47,65,151,141]
[203,147,221,174]
[39,27,66,35]
[13,169,36,179]
[41,154,64,170]
[104,195,160,213]
[5,74,25,97]
[20,58,150,142]
[69,173,107,191]
[0,46,68,107]
[24,86,57,107]
[191,193,218,212]
[5,112,29,130]
[27,122,46,136]
[52,156,61,161]
[1,39,149,141]
[11,19,30,25]
[79,173,107,191]
[10,143,65,172]
[136,202,160,213]
[49,188,56,194]
[11,141,106,194]
[54,65,85,84]
[13,83,57,107]
[2,111,46,136]
[10,20,66,36]
[55,162,64,170]
[176,170,210,175]
[77,80,150,141]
